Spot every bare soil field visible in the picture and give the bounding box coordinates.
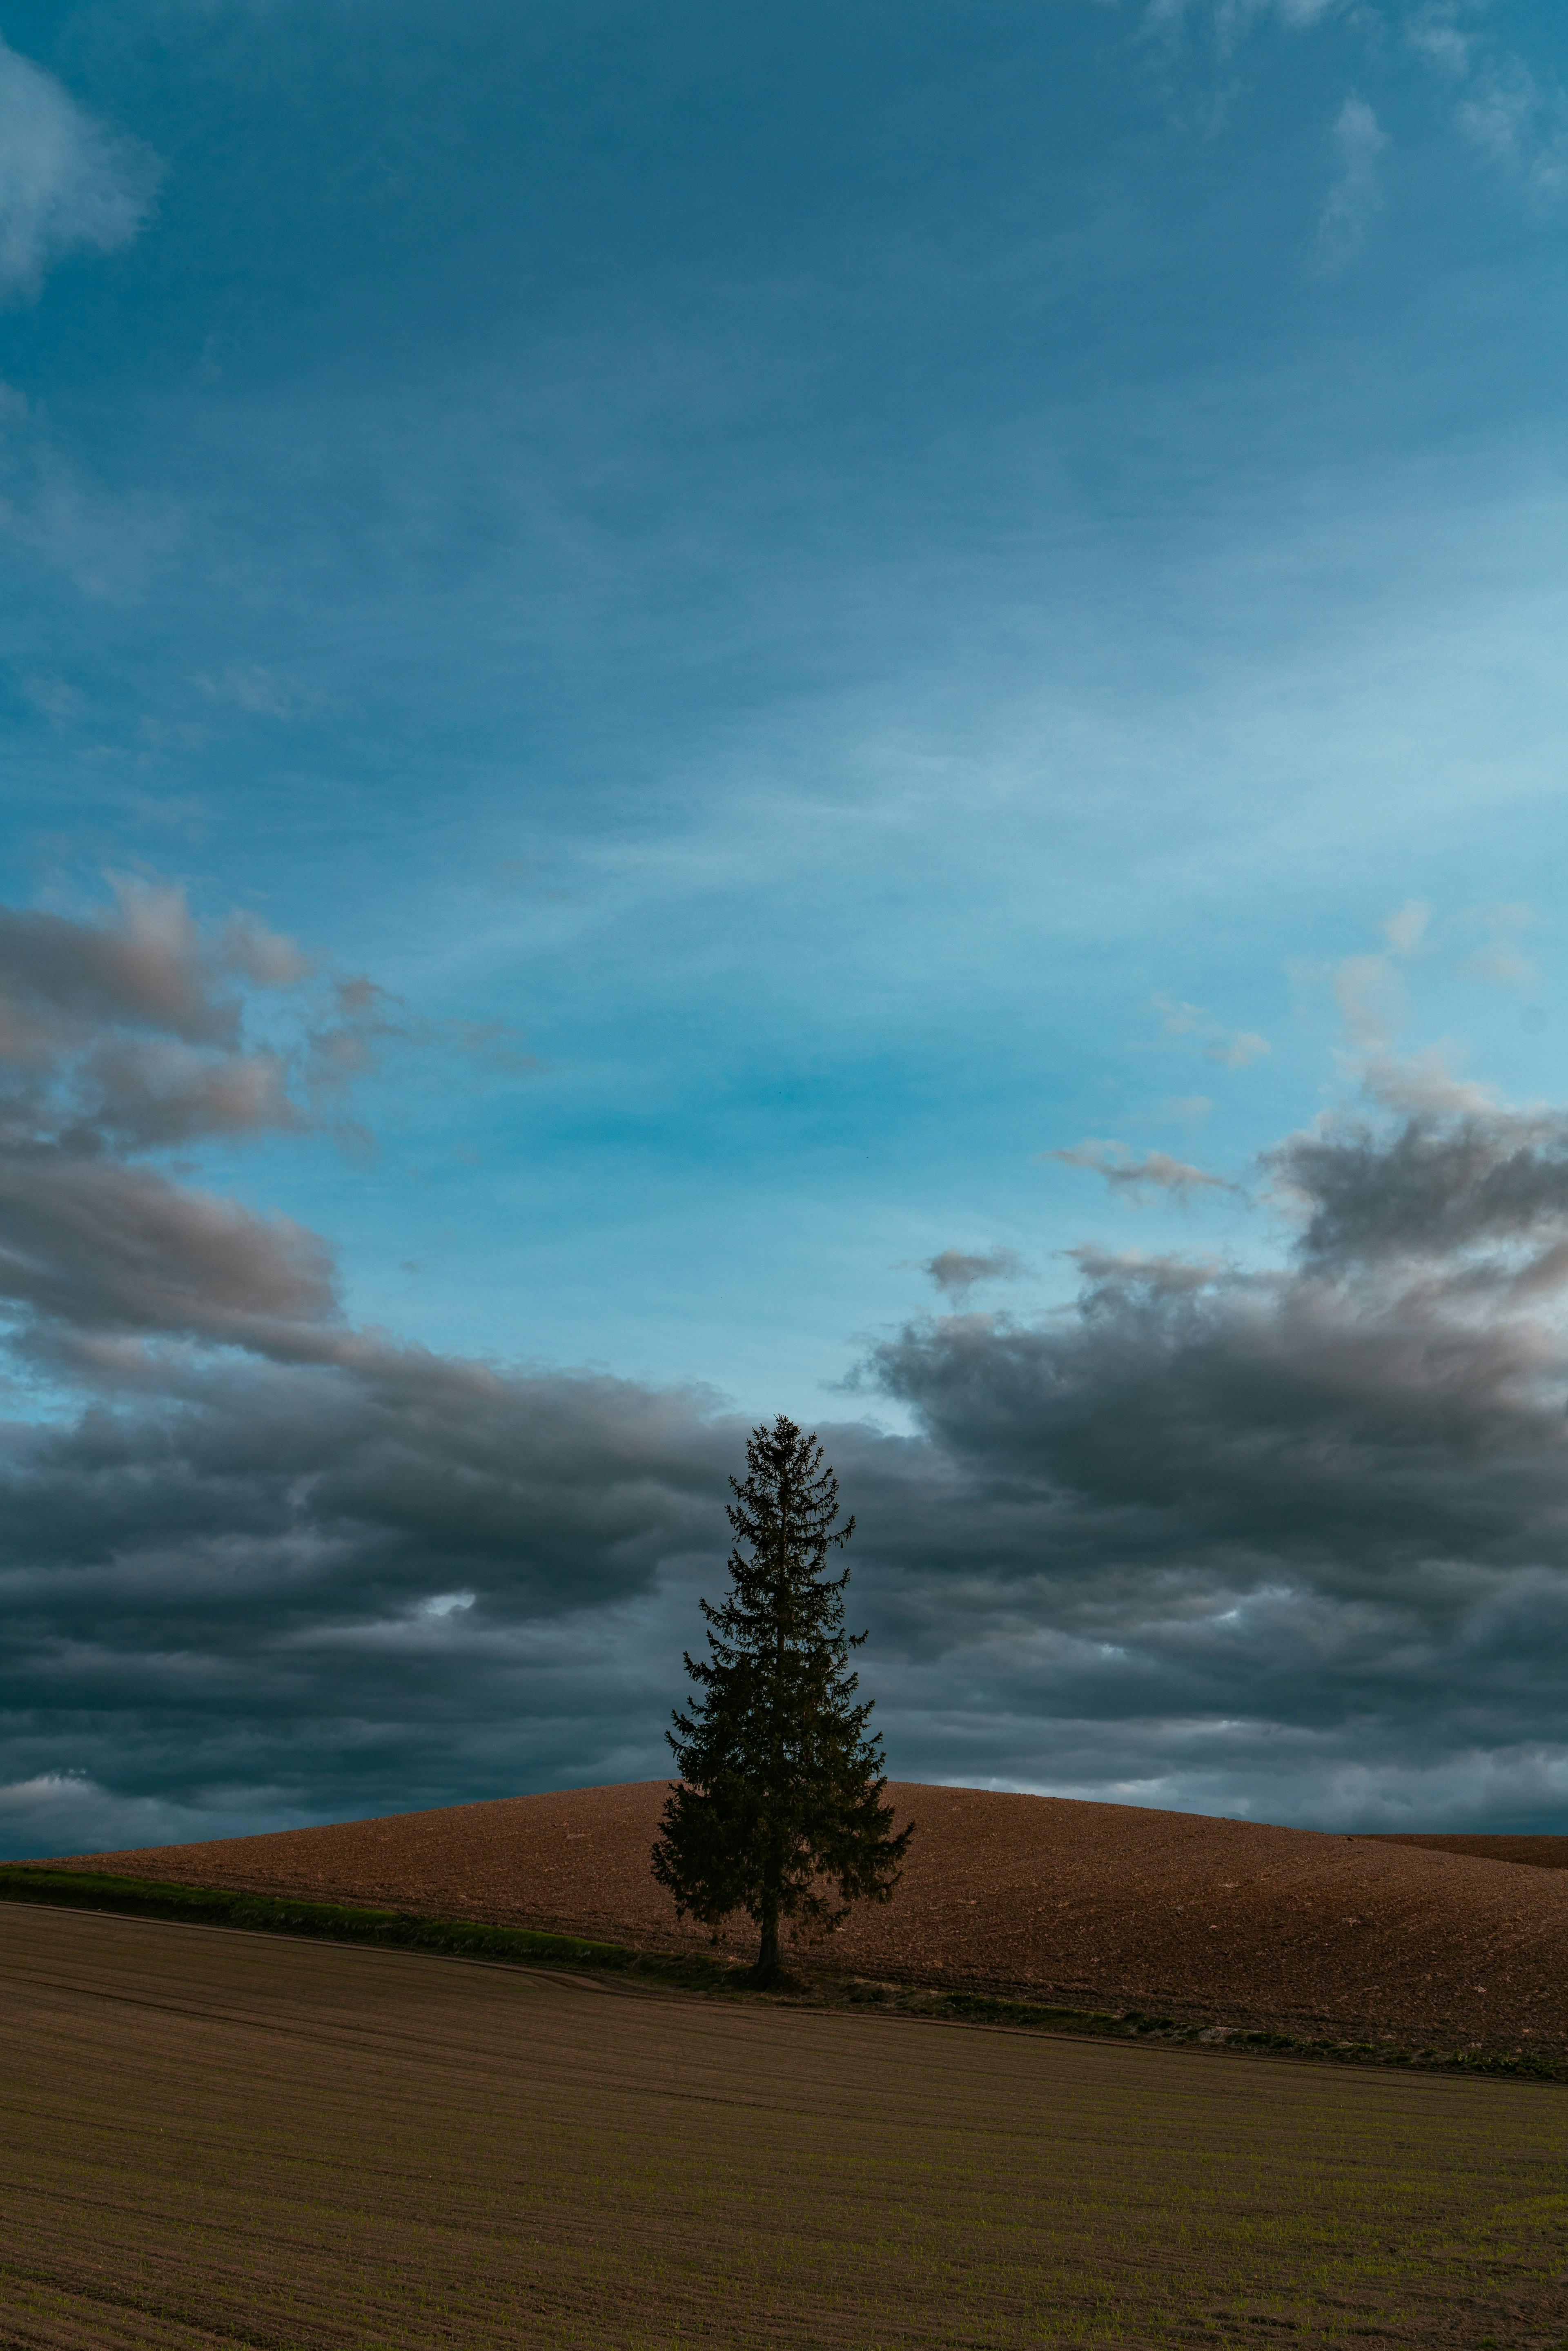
[1373,1834,1568,1870]
[45,1782,1568,2056]
[5,1902,1568,2350]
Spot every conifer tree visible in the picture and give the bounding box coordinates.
[651,1413,913,1984]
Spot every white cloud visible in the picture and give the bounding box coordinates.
[0,39,157,305]
[1152,994,1271,1072]
[0,389,185,597]
[1145,0,1343,40]
[1152,992,1206,1038]
[1151,0,1568,226]
[1463,943,1535,990]
[1204,1029,1271,1069]
[196,666,320,720]
[20,671,85,726]
[1316,95,1387,273]
[1457,57,1568,201]
[1332,949,1404,1053]
[1381,898,1431,956]
[1405,7,1472,80]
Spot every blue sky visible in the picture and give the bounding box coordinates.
[4,0,1568,1853]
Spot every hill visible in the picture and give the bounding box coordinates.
[32,1782,1568,2055]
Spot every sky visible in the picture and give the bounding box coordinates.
[4,0,1568,1856]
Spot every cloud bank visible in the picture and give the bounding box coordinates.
[6,882,1568,1853]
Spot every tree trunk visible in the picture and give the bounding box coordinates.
[754,1895,782,1983]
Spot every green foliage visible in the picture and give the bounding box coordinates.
[651,1413,913,1979]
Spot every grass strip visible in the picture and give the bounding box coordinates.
[0,1863,744,1988]
[935,1987,1568,2082]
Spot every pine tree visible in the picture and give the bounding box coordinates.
[651,1413,913,1984]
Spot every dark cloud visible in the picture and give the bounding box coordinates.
[0,882,747,1849]
[4,880,1568,1854]
[920,1246,1028,1300]
[1269,1105,1568,1279]
[862,1095,1568,1829]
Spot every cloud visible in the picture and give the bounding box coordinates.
[1463,945,1535,991]
[195,666,321,722]
[1315,95,1386,273]
[1381,899,1430,957]
[1152,993,1271,1072]
[1406,7,1472,82]
[1400,10,1568,201]
[1151,993,1205,1038]
[9,885,1568,1854]
[1151,0,1568,231]
[0,39,157,304]
[1457,57,1568,199]
[1050,1140,1235,1198]
[858,1076,1568,1827]
[1204,1030,1271,1070]
[918,1247,1030,1301]
[0,880,748,1845]
[1145,0,1343,43]
[1321,910,1531,1116]
[0,387,185,597]
[0,880,430,1364]
[1266,1098,1568,1283]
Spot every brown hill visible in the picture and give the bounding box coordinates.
[1369,1833,1568,1870]
[31,1782,1568,2056]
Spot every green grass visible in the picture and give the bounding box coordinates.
[937,1987,1568,2083]
[0,1861,746,1989]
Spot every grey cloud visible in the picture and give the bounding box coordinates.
[1269,1105,1568,1276]
[0,880,242,1048]
[0,885,422,1363]
[0,881,752,1847]
[1050,1140,1234,1197]
[0,880,404,1162]
[0,1355,750,1850]
[0,1151,338,1348]
[857,1089,1568,1828]
[67,1038,304,1150]
[7,880,1568,1855]
[920,1246,1029,1300]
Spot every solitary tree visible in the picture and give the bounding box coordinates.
[651,1414,913,1984]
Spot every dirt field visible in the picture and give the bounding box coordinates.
[1373,1834,1568,1870]
[46,1781,1568,2055]
[5,1902,1568,2350]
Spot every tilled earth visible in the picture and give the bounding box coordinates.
[44,1782,1568,2056]
[10,1903,1568,2350]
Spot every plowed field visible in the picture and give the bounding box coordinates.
[40,1783,1568,2055]
[6,1902,1568,2350]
